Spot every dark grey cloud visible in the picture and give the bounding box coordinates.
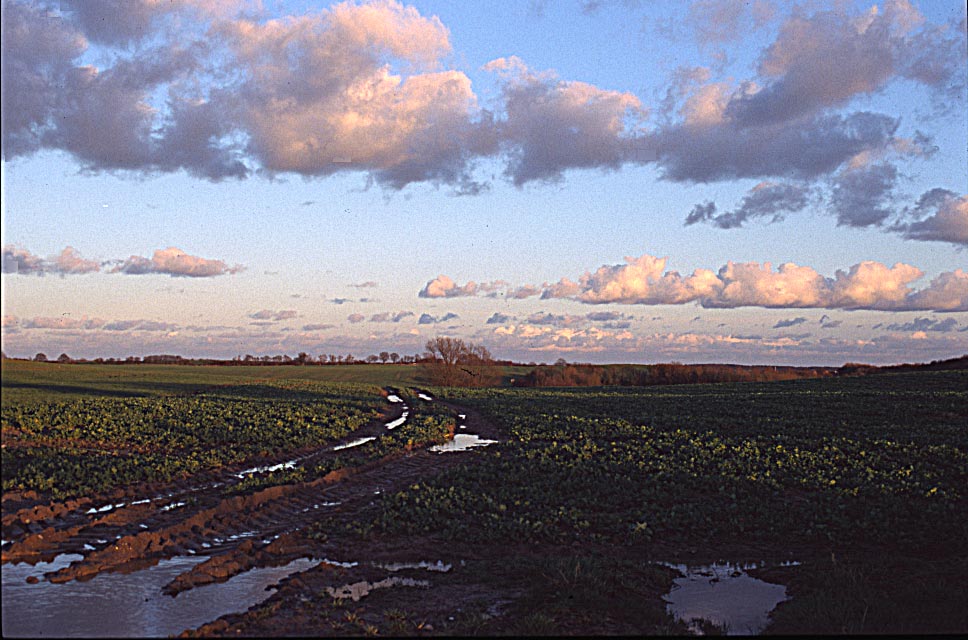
[895,189,968,246]
[885,317,959,333]
[302,323,335,331]
[726,4,966,127]
[418,312,460,325]
[1,0,963,199]
[652,111,899,184]
[829,163,898,228]
[686,182,810,228]
[585,311,627,322]
[486,312,511,324]
[370,311,414,323]
[773,316,807,329]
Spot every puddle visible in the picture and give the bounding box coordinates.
[386,395,403,403]
[417,393,433,401]
[160,501,186,512]
[331,436,376,451]
[660,562,789,635]
[430,434,498,453]
[374,560,452,573]
[1,555,321,637]
[236,460,297,478]
[321,559,359,568]
[325,576,430,602]
[385,411,408,430]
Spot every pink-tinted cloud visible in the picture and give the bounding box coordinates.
[419,275,488,298]
[2,245,100,275]
[347,313,366,323]
[111,247,243,277]
[425,252,968,312]
[3,0,963,201]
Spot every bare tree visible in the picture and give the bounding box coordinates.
[424,337,496,386]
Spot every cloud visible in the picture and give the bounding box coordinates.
[418,312,459,324]
[830,163,898,227]
[110,247,243,277]
[369,310,414,323]
[484,55,646,185]
[2,245,100,275]
[103,319,179,332]
[18,315,176,332]
[486,312,511,324]
[4,245,241,278]
[347,313,366,323]
[897,189,968,245]
[3,0,963,199]
[349,281,379,288]
[419,275,472,298]
[650,110,900,184]
[686,182,811,228]
[885,317,959,332]
[773,317,807,329]
[725,2,965,127]
[302,323,335,331]
[21,316,106,330]
[427,251,968,312]
[249,309,297,322]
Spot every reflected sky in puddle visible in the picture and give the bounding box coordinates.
[325,576,430,602]
[2,555,321,637]
[236,459,297,478]
[332,436,376,451]
[430,434,498,453]
[375,560,451,572]
[659,562,789,635]
[386,395,403,403]
[385,411,408,430]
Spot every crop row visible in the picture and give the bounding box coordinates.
[370,371,968,551]
[1,381,384,499]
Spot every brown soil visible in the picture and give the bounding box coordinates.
[2,390,563,636]
[2,390,800,636]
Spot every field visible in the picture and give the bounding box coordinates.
[2,360,967,636]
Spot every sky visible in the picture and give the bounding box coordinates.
[1,0,966,366]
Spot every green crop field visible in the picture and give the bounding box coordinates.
[0,360,462,498]
[3,360,966,634]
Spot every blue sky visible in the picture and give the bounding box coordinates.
[2,0,966,365]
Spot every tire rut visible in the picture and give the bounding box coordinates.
[2,391,500,605]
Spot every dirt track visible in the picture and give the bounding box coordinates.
[1,391,515,634]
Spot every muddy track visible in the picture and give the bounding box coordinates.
[1,390,502,612]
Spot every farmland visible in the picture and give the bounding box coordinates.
[2,360,967,635]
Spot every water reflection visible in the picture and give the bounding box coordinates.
[660,562,789,635]
[430,434,498,453]
[2,555,320,637]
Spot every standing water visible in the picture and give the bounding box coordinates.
[660,562,790,635]
[2,554,320,637]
